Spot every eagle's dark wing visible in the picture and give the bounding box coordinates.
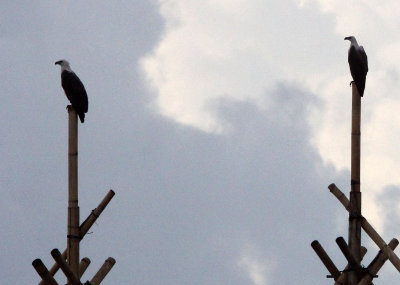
[61,71,88,122]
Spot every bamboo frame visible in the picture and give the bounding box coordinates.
[67,106,80,283]
[39,190,115,284]
[329,183,400,272]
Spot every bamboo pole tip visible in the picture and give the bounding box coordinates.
[50,248,61,257]
[391,238,400,247]
[82,257,91,263]
[106,257,116,265]
[336,236,346,244]
[109,189,115,195]
[311,240,319,247]
[32,259,43,266]
[328,183,336,190]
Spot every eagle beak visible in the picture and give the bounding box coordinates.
[344,37,350,41]
[55,60,61,65]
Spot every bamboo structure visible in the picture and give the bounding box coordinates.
[311,83,400,283]
[33,106,116,284]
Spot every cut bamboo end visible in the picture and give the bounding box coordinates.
[79,257,91,278]
[32,259,58,285]
[90,257,116,285]
[311,240,340,280]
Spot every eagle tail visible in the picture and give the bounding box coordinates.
[78,112,85,123]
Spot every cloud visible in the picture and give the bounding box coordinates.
[140,0,337,132]
[237,245,276,285]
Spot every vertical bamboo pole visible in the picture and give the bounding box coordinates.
[348,83,362,284]
[67,106,80,284]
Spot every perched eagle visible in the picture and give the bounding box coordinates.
[344,36,368,97]
[55,60,88,123]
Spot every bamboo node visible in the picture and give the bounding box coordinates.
[67,234,82,240]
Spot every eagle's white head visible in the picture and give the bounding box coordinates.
[344,36,360,48]
[55,59,72,72]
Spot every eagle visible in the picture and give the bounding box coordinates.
[55,60,88,123]
[344,36,368,97]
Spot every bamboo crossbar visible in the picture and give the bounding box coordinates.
[51,249,81,285]
[311,240,341,279]
[334,246,367,285]
[329,183,400,272]
[90,257,116,285]
[32,259,58,285]
[79,257,91,278]
[358,238,399,285]
[80,190,115,236]
[336,237,362,274]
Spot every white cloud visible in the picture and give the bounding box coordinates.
[141,0,400,239]
[140,0,336,132]
[237,245,275,285]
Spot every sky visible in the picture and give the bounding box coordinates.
[1,0,400,284]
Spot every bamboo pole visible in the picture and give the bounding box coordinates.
[38,250,67,285]
[348,83,362,284]
[336,237,362,275]
[334,246,367,285]
[311,240,341,280]
[80,190,115,236]
[67,106,80,284]
[32,259,58,285]
[79,257,91,278]
[90,257,116,285]
[329,183,400,271]
[51,249,81,285]
[358,238,399,285]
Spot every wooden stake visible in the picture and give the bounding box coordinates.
[67,106,80,284]
[348,83,362,284]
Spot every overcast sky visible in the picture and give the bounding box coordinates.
[2,1,400,284]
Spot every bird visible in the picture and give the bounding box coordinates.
[55,60,88,123]
[344,36,368,97]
